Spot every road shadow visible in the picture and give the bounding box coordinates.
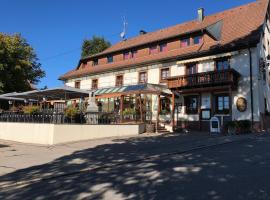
[1,134,270,199]
[0,133,210,184]
[0,144,10,148]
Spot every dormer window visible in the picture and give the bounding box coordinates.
[131,50,137,58]
[93,59,98,66]
[193,36,202,45]
[123,52,130,60]
[107,55,113,63]
[159,43,167,52]
[181,38,190,47]
[149,46,158,54]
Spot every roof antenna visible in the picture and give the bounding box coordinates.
[120,16,128,41]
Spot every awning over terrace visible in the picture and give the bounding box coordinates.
[3,86,90,101]
[94,83,172,98]
[0,92,37,102]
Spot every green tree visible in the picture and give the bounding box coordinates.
[81,36,111,58]
[0,33,45,94]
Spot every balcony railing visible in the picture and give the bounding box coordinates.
[167,69,240,89]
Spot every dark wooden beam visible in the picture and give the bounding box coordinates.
[171,92,175,131]
[120,95,124,123]
[139,94,143,122]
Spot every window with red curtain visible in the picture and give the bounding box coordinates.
[159,43,167,52]
[181,38,190,47]
[123,52,130,60]
[131,50,137,58]
[149,46,158,54]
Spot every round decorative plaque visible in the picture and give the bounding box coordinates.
[236,97,247,112]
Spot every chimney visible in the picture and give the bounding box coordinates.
[139,30,147,35]
[198,8,204,22]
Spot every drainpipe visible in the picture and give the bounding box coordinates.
[248,48,254,129]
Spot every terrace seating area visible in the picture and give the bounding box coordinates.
[0,84,173,126]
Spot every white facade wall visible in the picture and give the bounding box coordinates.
[80,78,91,90]
[147,66,160,84]
[124,70,140,85]
[231,49,254,121]
[262,16,270,112]
[65,80,75,88]
[65,56,238,92]
[170,63,185,76]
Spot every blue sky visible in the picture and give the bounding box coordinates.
[0,0,254,88]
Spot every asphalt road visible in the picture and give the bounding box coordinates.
[1,135,270,200]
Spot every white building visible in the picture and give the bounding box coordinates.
[60,0,270,132]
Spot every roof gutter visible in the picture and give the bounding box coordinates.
[248,47,254,129]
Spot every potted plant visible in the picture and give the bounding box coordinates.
[146,121,155,133]
[64,106,79,123]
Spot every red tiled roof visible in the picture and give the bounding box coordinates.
[60,0,269,80]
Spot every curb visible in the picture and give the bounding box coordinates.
[1,136,253,190]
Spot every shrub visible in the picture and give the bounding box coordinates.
[23,105,39,114]
[226,120,251,134]
[236,120,251,134]
[123,108,136,116]
[64,106,79,118]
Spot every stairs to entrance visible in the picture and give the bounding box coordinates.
[157,123,171,133]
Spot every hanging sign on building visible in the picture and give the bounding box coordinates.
[236,97,247,112]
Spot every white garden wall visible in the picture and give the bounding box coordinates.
[0,123,145,145]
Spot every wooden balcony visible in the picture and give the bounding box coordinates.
[167,69,240,90]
